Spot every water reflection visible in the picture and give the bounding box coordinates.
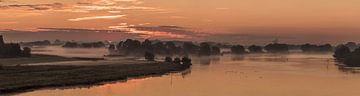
[16,47,360,96]
[193,56,220,66]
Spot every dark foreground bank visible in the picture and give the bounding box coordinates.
[0,62,190,95]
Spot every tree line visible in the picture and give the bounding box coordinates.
[110,39,340,56]
[334,45,360,67]
[109,39,222,56]
[0,35,31,58]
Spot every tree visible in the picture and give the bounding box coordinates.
[183,42,199,55]
[248,45,263,53]
[22,47,31,57]
[211,46,221,55]
[300,44,333,53]
[333,45,351,60]
[165,57,173,63]
[199,42,211,56]
[62,42,78,48]
[144,52,155,61]
[181,57,192,65]
[264,43,289,53]
[173,57,181,64]
[345,42,358,51]
[142,39,153,52]
[165,41,177,55]
[231,45,246,54]
[153,42,166,55]
[318,44,333,52]
[343,47,360,67]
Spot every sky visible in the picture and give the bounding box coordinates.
[0,0,359,44]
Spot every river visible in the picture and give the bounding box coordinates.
[16,46,360,96]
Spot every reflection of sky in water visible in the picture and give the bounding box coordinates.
[18,48,360,96]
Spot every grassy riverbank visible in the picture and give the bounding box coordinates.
[0,61,189,95]
[0,54,78,66]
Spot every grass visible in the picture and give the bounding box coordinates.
[0,54,78,66]
[0,62,189,95]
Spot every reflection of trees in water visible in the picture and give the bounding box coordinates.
[231,55,244,61]
[231,54,289,62]
[199,57,211,65]
[337,66,360,74]
[181,69,192,78]
[198,56,220,66]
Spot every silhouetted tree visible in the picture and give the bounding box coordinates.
[199,43,211,56]
[174,57,181,64]
[165,57,173,63]
[144,52,155,61]
[333,45,351,60]
[248,45,263,53]
[153,42,166,55]
[211,46,221,55]
[63,42,78,48]
[0,36,32,58]
[318,44,333,52]
[342,47,360,67]
[142,39,153,53]
[345,42,358,51]
[264,43,289,53]
[231,45,246,54]
[0,35,4,46]
[165,41,178,55]
[183,42,199,55]
[300,44,333,53]
[181,57,192,65]
[108,44,115,50]
[22,47,31,57]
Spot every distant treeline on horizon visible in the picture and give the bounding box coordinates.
[18,38,360,55]
[106,39,359,56]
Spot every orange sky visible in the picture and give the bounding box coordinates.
[0,0,359,44]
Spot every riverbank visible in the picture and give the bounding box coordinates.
[0,61,190,95]
[0,54,79,66]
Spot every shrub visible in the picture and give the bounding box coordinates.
[165,57,173,63]
[173,57,181,64]
[144,52,155,61]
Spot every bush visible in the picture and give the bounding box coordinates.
[165,57,173,63]
[22,47,31,57]
[181,57,192,65]
[343,47,360,67]
[344,54,360,67]
[264,43,289,53]
[144,52,155,61]
[231,45,246,54]
[173,57,181,64]
[248,45,263,53]
[333,45,351,60]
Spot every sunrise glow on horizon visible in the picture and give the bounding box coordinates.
[0,0,359,44]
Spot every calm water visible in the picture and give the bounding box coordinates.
[17,47,360,96]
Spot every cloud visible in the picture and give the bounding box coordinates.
[77,0,143,5]
[108,10,121,13]
[68,15,126,21]
[0,28,139,42]
[108,24,201,39]
[0,3,65,11]
[0,0,160,13]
